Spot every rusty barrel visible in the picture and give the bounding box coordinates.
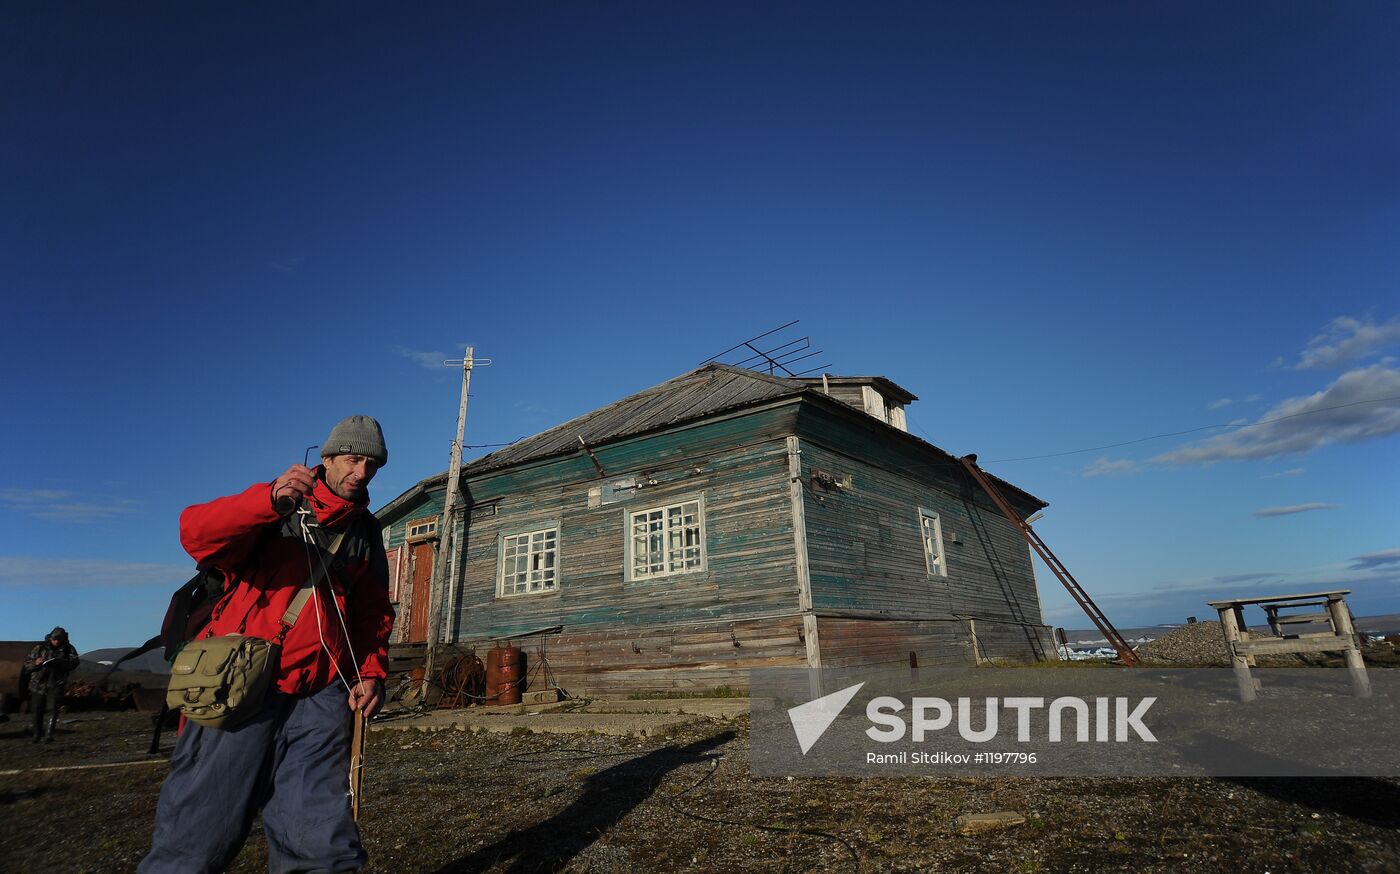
[485,644,523,705]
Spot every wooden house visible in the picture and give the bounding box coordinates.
[376,364,1054,696]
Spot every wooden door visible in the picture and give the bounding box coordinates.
[408,541,435,643]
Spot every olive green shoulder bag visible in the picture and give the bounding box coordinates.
[166,524,350,729]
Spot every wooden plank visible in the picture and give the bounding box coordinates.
[1273,612,1332,625]
[1230,635,1356,655]
[1207,590,1351,608]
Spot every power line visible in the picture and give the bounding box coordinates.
[985,394,1400,464]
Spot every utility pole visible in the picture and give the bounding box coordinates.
[424,345,488,685]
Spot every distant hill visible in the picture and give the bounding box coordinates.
[1356,613,1400,636]
[81,647,170,675]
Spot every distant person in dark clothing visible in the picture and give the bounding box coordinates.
[26,627,79,742]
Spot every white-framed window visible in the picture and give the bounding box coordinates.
[407,517,438,539]
[628,497,705,580]
[498,526,559,596]
[919,508,947,577]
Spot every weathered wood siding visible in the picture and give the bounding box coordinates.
[817,617,1056,670]
[817,617,974,668]
[795,406,1051,659]
[453,616,806,696]
[969,619,1057,663]
[452,406,805,647]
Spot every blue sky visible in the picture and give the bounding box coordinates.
[3,2,1397,650]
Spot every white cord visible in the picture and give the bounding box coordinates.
[296,510,364,697]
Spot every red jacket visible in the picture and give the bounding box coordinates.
[180,470,394,695]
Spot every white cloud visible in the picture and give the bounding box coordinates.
[393,343,475,371]
[0,488,141,522]
[1296,315,1400,370]
[1261,468,1306,479]
[1152,364,1400,464]
[1082,457,1137,477]
[1350,549,1400,570]
[392,346,449,370]
[1251,503,1341,518]
[1209,572,1283,586]
[0,556,190,589]
[1207,395,1261,411]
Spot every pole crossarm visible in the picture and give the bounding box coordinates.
[959,455,1139,666]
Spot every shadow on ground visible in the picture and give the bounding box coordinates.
[1178,733,1400,830]
[433,730,737,873]
[1229,777,1400,830]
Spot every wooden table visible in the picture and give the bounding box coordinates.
[1206,590,1370,701]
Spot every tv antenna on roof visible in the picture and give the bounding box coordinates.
[701,320,832,377]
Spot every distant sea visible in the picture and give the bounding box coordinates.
[1059,613,1400,655]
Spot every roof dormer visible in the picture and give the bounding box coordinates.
[798,375,918,432]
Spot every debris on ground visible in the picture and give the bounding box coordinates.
[4,707,1400,872]
[955,811,1026,835]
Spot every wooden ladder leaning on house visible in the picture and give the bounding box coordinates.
[959,454,1139,666]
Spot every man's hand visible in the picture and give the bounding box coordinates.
[271,464,316,513]
[348,678,385,718]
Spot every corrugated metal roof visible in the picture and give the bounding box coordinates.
[462,364,805,475]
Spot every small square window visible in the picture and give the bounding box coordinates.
[498,526,559,596]
[628,498,705,580]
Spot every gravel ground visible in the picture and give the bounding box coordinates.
[1135,621,1400,669]
[1135,621,1236,666]
[3,706,1400,873]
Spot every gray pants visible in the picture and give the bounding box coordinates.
[31,686,61,739]
[140,682,366,874]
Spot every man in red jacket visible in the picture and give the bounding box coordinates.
[141,416,396,874]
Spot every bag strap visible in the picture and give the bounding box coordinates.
[279,524,352,636]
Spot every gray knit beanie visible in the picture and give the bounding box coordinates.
[321,415,388,467]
